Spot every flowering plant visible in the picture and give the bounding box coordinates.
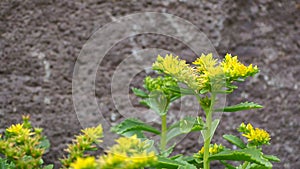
[112,53,280,169]
[0,115,52,169]
[0,53,280,169]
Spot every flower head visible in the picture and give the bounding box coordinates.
[195,143,224,159]
[70,157,99,169]
[99,135,157,169]
[152,54,201,90]
[81,124,103,143]
[221,53,259,81]
[144,76,178,98]
[6,124,24,134]
[239,123,270,145]
[193,53,218,72]
[152,53,259,93]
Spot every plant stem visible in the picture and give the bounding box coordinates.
[161,114,167,151]
[203,93,216,169]
[242,161,249,169]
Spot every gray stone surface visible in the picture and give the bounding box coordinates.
[0,0,299,168]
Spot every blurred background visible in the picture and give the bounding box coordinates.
[0,0,299,168]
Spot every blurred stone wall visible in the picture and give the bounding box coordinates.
[0,0,299,168]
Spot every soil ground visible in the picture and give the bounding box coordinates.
[0,0,299,168]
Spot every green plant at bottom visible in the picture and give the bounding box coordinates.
[62,126,157,169]
[194,123,280,169]
[0,115,52,169]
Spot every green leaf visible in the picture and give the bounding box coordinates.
[223,134,246,148]
[166,117,204,143]
[227,84,238,89]
[132,87,148,98]
[178,163,197,169]
[147,91,169,116]
[0,158,15,169]
[43,164,54,169]
[154,156,184,169]
[220,160,236,169]
[201,119,220,142]
[175,156,198,169]
[168,86,195,95]
[248,163,270,169]
[180,117,197,133]
[209,148,272,168]
[200,88,209,94]
[262,155,280,162]
[214,102,263,112]
[160,144,176,157]
[111,118,160,136]
[120,130,146,138]
[39,136,51,151]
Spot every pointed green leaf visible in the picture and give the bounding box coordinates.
[110,118,160,135]
[167,117,204,143]
[147,91,169,116]
[131,87,148,98]
[43,164,54,169]
[223,134,246,148]
[214,102,263,112]
[168,86,195,95]
[248,163,270,169]
[180,117,197,133]
[178,163,197,169]
[160,144,176,157]
[200,88,209,94]
[175,156,198,169]
[262,155,280,162]
[201,119,219,142]
[155,156,184,169]
[39,136,51,151]
[220,160,236,169]
[209,148,272,168]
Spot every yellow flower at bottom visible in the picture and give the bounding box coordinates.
[70,157,99,169]
[6,124,24,134]
[99,135,157,169]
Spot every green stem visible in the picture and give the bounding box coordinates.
[242,161,249,169]
[203,93,216,169]
[161,114,167,151]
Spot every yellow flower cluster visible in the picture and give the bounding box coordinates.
[152,53,259,93]
[69,135,157,169]
[98,135,157,169]
[221,54,259,80]
[198,143,224,156]
[239,123,270,145]
[71,157,99,169]
[152,54,200,90]
[144,76,178,97]
[0,115,47,168]
[61,125,103,168]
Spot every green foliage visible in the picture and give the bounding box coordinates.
[209,148,273,168]
[223,134,246,149]
[215,102,263,112]
[111,118,161,136]
[0,53,280,169]
[166,117,204,143]
[60,125,103,168]
[0,116,51,169]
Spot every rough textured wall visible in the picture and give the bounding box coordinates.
[0,0,299,168]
